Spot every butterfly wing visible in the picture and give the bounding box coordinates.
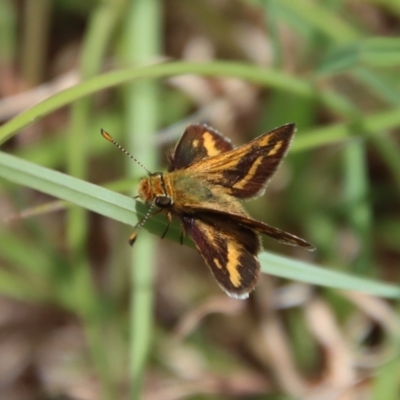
[169,124,233,171]
[182,214,261,299]
[186,124,295,198]
[188,208,315,251]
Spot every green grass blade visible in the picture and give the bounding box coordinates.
[320,37,400,74]
[0,151,137,227]
[1,151,399,299]
[0,61,327,145]
[260,252,400,299]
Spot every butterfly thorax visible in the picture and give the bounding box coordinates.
[138,170,240,215]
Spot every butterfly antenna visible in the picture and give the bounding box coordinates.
[101,129,151,174]
[128,202,160,246]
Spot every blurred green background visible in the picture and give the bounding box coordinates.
[0,0,400,399]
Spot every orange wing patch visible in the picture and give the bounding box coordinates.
[213,257,223,269]
[232,155,264,190]
[203,131,222,157]
[259,131,273,146]
[268,140,283,156]
[170,124,233,171]
[226,242,242,287]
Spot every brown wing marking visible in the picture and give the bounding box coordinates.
[188,208,315,251]
[169,124,233,171]
[182,215,261,299]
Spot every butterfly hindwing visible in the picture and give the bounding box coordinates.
[170,124,233,171]
[188,208,315,250]
[187,124,295,198]
[182,214,261,299]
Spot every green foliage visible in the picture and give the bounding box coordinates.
[1,1,400,399]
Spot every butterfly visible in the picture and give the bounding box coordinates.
[101,124,315,299]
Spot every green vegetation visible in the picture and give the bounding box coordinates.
[0,1,399,399]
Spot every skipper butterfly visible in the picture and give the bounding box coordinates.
[101,124,315,299]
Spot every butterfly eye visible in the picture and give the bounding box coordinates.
[155,195,172,208]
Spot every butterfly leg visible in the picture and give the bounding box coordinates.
[161,211,172,239]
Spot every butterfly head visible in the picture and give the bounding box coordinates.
[138,172,173,208]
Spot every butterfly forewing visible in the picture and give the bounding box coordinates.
[186,124,295,198]
[170,124,233,171]
[182,214,261,299]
